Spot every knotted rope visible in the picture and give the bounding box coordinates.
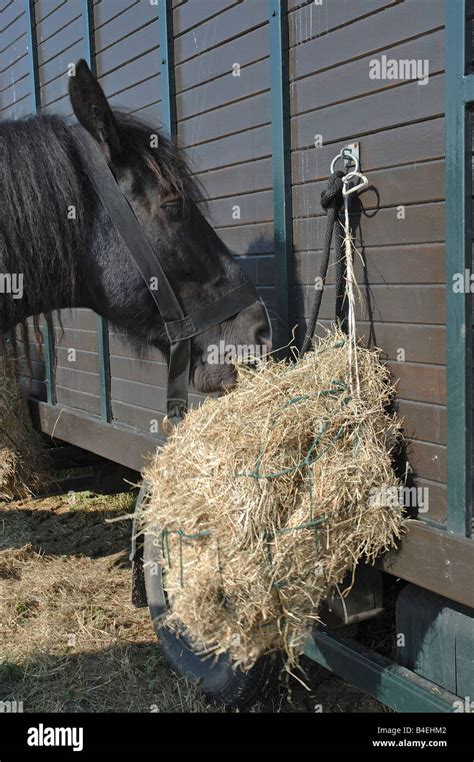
[300,170,346,356]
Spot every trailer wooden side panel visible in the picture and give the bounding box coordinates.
[289,0,447,524]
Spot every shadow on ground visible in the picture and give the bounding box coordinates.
[0,490,385,713]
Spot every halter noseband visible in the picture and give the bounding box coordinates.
[72,125,258,427]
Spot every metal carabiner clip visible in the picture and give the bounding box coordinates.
[342,170,369,197]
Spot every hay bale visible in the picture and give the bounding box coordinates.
[143,328,406,669]
[0,348,50,501]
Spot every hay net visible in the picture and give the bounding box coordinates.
[142,327,406,669]
[0,344,50,501]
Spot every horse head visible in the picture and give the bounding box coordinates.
[69,60,272,395]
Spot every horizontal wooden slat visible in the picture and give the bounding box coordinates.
[95,20,159,78]
[93,0,138,30]
[94,0,156,53]
[388,361,446,406]
[216,221,274,255]
[0,34,28,71]
[112,389,209,431]
[55,385,100,416]
[1,93,31,118]
[186,125,271,173]
[176,58,269,121]
[294,244,445,286]
[288,0,400,46]
[398,400,446,446]
[1,71,30,109]
[55,365,100,396]
[291,31,443,118]
[24,378,47,401]
[54,309,98,332]
[55,349,99,375]
[173,0,267,66]
[307,319,445,367]
[38,38,83,85]
[40,71,70,108]
[295,284,445,325]
[36,18,82,68]
[0,3,24,35]
[175,25,267,94]
[112,399,165,432]
[36,0,66,23]
[179,90,269,148]
[36,0,81,42]
[237,253,275,285]
[293,204,444,251]
[407,439,445,484]
[105,73,161,113]
[290,0,442,80]
[53,328,100,354]
[204,189,272,228]
[173,0,236,37]
[377,521,474,609]
[108,333,164,363]
[1,53,29,90]
[20,365,44,385]
[110,355,168,387]
[293,162,444,220]
[111,377,167,410]
[291,119,445,184]
[98,49,160,99]
[196,157,272,198]
[412,479,446,524]
[291,75,443,152]
[130,100,161,124]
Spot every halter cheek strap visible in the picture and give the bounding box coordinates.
[72,126,258,426]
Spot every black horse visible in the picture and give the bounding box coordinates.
[0,60,271,394]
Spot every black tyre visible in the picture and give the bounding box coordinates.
[143,530,280,708]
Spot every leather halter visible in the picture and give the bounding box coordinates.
[72,126,258,427]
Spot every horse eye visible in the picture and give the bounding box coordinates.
[160,197,184,221]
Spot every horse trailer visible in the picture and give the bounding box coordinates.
[1,0,473,712]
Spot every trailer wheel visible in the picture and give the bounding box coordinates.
[143,530,280,708]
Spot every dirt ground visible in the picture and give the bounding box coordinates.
[0,488,387,713]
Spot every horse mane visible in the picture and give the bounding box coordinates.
[0,114,87,321]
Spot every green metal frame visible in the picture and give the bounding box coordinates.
[269,0,293,353]
[24,0,56,405]
[157,0,176,138]
[445,0,473,538]
[306,633,460,713]
[82,0,112,422]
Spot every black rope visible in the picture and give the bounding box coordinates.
[300,170,346,357]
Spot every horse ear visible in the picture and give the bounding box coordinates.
[69,59,121,160]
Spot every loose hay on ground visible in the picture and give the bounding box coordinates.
[143,328,406,669]
[0,348,50,501]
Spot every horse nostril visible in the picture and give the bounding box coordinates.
[255,326,272,351]
[256,299,272,351]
